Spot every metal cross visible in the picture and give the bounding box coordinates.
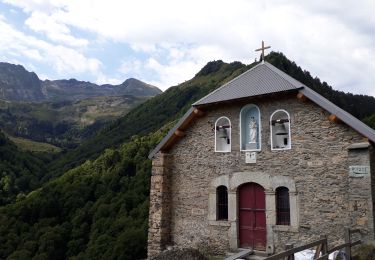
[255,41,271,62]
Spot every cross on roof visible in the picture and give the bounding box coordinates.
[255,41,271,63]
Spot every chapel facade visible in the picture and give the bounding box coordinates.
[147,61,375,258]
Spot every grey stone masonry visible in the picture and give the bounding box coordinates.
[147,153,172,259]
[347,145,374,242]
[148,93,375,257]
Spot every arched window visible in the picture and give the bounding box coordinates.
[270,110,291,150]
[216,186,228,220]
[215,117,231,152]
[240,104,261,151]
[276,187,290,225]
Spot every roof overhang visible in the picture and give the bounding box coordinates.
[299,87,375,144]
[148,107,205,159]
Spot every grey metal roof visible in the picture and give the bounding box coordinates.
[149,61,375,158]
[194,61,304,106]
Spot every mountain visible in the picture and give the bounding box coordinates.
[0,62,44,102]
[42,78,161,102]
[0,52,375,259]
[0,62,162,102]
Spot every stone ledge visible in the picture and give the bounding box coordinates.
[208,220,232,227]
[272,225,299,233]
[347,142,370,150]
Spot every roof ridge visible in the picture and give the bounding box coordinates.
[193,61,264,106]
[263,62,305,88]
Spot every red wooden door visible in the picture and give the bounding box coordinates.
[238,183,266,250]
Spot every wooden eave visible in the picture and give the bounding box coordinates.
[148,107,205,158]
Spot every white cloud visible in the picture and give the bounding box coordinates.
[25,11,88,47]
[118,59,143,76]
[1,0,375,95]
[145,57,201,88]
[0,15,101,77]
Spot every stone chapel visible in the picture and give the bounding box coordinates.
[147,58,375,258]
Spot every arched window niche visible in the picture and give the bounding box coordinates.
[270,109,291,150]
[276,187,290,225]
[215,117,231,152]
[240,104,261,151]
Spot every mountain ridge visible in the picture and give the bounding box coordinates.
[0,62,162,102]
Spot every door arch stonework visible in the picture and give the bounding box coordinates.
[208,172,299,254]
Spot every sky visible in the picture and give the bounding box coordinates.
[0,0,374,96]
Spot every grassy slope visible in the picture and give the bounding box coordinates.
[7,135,61,153]
[0,132,50,206]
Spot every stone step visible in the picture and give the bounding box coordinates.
[246,254,267,260]
[224,248,253,260]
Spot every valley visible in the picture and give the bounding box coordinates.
[0,95,148,148]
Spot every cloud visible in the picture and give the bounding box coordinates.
[25,11,89,47]
[1,0,375,95]
[0,15,101,77]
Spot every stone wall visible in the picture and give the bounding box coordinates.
[148,93,374,256]
[147,153,172,259]
[347,145,374,242]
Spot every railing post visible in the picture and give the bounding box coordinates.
[315,235,328,260]
[285,244,294,260]
[322,236,327,255]
[344,227,351,260]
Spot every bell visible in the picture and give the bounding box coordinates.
[275,123,288,135]
[217,127,228,139]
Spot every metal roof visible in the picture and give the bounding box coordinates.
[194,61,304,106]
[149,61,375,158]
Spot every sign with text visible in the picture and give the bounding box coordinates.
[349,165,370,177]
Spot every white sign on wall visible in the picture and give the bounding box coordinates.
[245,152,256,164]
[349,165,370,177]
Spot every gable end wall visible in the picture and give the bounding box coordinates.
[148,95,375,256]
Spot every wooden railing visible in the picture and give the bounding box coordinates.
[264,228,361,260]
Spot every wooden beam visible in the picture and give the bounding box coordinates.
[174,129,185,137]
[297,92,307,102]
[179,113,196,130]
[328,114,341,123]
[193,108,205,117]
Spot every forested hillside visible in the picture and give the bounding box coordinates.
[0,132,49,206]
[0,52,374,259]
[0,129,166,259]
[266,53,375,119]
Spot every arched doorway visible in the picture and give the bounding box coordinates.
[238,182,266,250]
